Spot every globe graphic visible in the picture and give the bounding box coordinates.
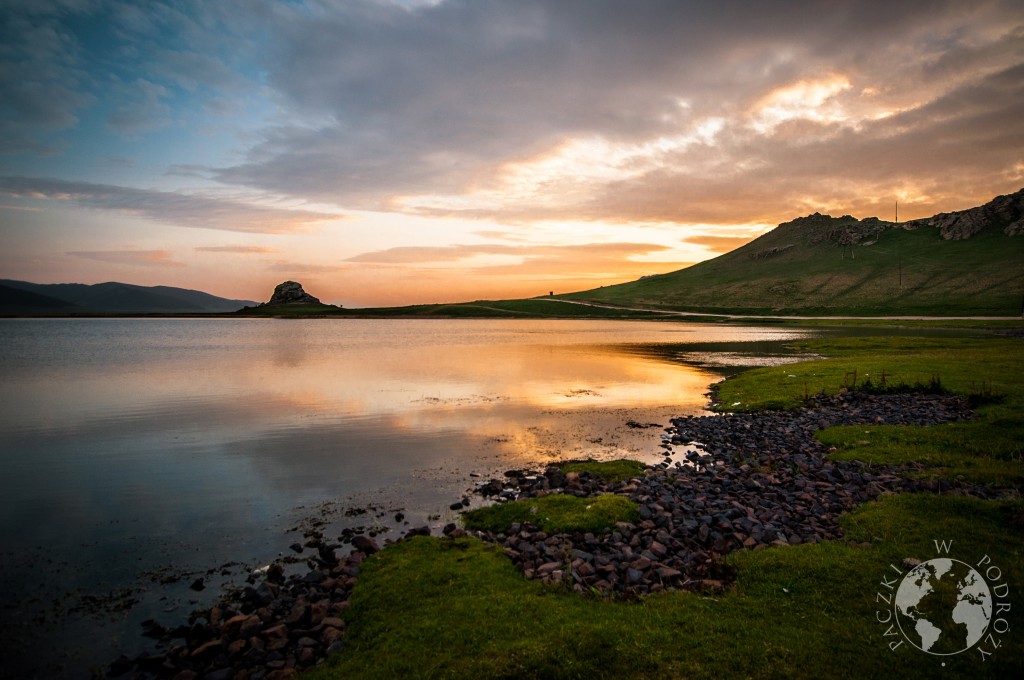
[894,558,992,655]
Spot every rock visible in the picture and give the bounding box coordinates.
[266,281,321,305]
[350,536,379,555]
[141,618,168,639]
[910,188,1024,240]
[189,577,205,591]
[189,639,223,658]
[267,563,285,583]
[265,670,299,680]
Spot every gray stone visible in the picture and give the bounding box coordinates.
[266,281,321,305]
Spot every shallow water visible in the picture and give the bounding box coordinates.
[0,318,822,676]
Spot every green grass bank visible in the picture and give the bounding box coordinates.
[307,335,1023,679]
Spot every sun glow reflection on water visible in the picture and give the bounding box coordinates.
[0,318,813,677]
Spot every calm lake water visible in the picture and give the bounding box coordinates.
[0,318,822,676]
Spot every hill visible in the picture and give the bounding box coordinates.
[0,283,80,313]
[0,280,257,314]
[562,188,1024,316]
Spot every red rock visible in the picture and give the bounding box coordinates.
[264,670,298,680]
[322,626,344,645]
[298,647,316,667]
[189,639,223,658]
[221,613,251,637]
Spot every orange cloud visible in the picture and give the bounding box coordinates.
[195,245,280,254]
[67,249,185,268]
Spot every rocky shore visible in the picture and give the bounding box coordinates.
[111,391,997,679]
[475,392,989,595]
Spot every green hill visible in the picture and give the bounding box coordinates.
[562,189,1024,316]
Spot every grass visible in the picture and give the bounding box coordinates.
[330,299,675,319]
[462,493,639,534]
[714,337,1023,410]
[234,303,342,317]
[818,422,1024,487]
[308,495,1024,679]
[714,336,1024,487]
[558,459,647,483]
[562,218,1024,316]
[306,335,1024,679]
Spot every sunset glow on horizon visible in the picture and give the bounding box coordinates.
[2,1,1022,307]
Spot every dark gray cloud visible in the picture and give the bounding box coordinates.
[211,0,1023,220]
[0,0,260,149]
[0,3,95,150]
[0,176,341,233]
[582,62,1024,224]
[3,0,1022,227]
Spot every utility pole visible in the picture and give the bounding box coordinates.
[896,200,902,289]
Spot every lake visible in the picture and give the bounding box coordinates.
[0,318,822,676]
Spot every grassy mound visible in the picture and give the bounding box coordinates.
[558,459,647,483]
[309,495,1023,679]
[462,493,639,534]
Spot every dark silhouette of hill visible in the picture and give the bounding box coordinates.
[0,283,81,313]
[0,280,257,314]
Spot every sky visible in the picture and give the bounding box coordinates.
[1,0,1022,307]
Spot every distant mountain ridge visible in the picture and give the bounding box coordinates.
[0,280,257,314]
[564,188,1024,316]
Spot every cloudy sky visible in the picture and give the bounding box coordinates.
[1,0,1022,306]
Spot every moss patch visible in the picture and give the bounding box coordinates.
[558,459,647,483]
[462,493,639,534]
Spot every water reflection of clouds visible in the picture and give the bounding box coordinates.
[0,320,812,549]
[0,319,821,679]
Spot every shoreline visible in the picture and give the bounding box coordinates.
[111,390,1010,678]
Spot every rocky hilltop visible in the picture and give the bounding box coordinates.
[747,187,1024,259]
[906,188,1024,239]
[266,280,322,305]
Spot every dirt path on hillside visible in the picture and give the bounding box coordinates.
[546,299,1021,321]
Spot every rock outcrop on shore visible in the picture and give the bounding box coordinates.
[113,391,1006,678]
[265,281,321,306]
